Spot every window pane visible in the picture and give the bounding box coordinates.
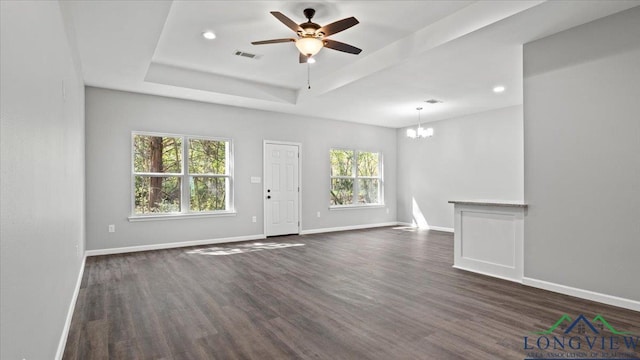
[189,139,227,174]
[190,177,227,211]
[358,179,380,204]
[330,149,354,177]
[134,176,181,214]
[330,178,354,205]
[134,135,182,173]
[357,152,379,177]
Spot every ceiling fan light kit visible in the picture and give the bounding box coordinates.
[295,37,323,57]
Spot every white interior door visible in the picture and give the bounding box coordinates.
[264,142,300,236]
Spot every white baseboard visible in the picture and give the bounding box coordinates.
[393,222,454,233]
[300,222,399,235]
[522,277,640,312]
[452,264,521,283]
[84,223,452,256]
[429,226,454,233]
[56,255,86,360]
[87,222,449,256]
[85,234,267,256]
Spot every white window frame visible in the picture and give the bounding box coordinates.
[129,131,235,221]
[329,148,384,209]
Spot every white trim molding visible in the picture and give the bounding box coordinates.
[429,226,454,233]
[394,223,454,233]
[329,204,386,210]
[128,211,237,222]
[85,234,266,257]
[300,222,398,235]
[453,265,522,284]
[56,256,86,360]
[523,277,640,312]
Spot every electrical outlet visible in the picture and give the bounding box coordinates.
[386,208,390,214]
[252,216,257,223]
[317,211,321,218]
[108,224,115,233]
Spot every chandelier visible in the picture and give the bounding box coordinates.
[406,107,434,139]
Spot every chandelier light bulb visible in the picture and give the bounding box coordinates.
[418,127,434,138]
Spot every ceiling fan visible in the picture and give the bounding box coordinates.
[251,8,362,63]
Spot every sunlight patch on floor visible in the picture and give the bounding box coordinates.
[186,242,305,256]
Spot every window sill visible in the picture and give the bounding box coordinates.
[128,211,237,222]
[329,204,385,211]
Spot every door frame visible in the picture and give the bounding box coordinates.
[263,140,302,236]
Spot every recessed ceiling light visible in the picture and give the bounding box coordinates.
[307,57,316,64]
[493,85,505,93]
[202,31,216,40]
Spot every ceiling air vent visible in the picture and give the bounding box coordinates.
[234,50,261,60]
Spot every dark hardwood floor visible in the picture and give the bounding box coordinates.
[63,227,640,359]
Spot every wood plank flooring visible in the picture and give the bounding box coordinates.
[63,227,640,359]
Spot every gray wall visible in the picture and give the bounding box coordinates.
[524,7,640,301]
[397,106,524,229]
[85,87,397,251]
[0,1,86,359]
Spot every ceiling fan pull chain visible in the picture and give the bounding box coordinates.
[307,61,311,89]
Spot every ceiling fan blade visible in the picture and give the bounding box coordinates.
[319,17,359,37]
[251,38,296,45]
[323,39,362,55]
[270,11,303,33]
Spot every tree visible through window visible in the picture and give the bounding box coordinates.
[133,133,232,216]
[133,135,182,214]
[330,149,382,206]
[189,139,228,212]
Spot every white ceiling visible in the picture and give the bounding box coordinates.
[62,0,640,127]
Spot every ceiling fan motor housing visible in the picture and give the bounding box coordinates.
[303,8,315,21]
[299,8,322,37]
[299,23,321,37]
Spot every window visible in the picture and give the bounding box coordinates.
[330,149,382,207]
[132,133,233,217]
